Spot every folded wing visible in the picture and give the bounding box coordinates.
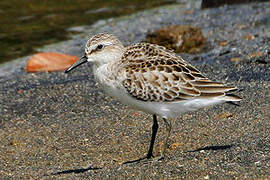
[119,43,241,102]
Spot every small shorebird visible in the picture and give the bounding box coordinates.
[65,33,241,163]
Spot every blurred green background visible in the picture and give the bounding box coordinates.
[0,0,176,64]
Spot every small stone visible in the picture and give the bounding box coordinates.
[10,140,24,147]
[144,25,206,53]
[242,34,255,40]
[169,142,183,150]
[183,10,194,14]
[245,51,264,59]
[231,47,237,51]
[26,52,78,72]
[230,57,242,63]
[214,112,233,119]
[255,161,260,164]
[219,41,228,47]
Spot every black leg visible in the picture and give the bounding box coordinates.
[160,118,172,158]
[146,114,159,158]
[123,114,159,164]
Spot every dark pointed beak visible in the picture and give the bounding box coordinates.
[65,55,88,73]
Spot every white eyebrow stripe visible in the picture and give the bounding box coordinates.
[102,42,113,46]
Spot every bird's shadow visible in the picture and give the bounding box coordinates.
[187,144,235,152]
[51,144,234,175]
[51,166,102,175]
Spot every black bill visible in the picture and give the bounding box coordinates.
[65,55,88,73]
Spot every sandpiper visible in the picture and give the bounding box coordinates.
[65,33,241,163]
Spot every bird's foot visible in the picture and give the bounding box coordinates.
[122,154,164,164]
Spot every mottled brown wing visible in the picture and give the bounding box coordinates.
[120,43,238,102]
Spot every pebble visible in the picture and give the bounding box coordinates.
[26,52,78,72]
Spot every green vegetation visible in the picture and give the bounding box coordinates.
[0,0,176,63]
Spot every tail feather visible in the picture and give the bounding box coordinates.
[221,93,242,102]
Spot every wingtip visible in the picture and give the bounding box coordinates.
[223,94,242,102]
[226,101,240,106]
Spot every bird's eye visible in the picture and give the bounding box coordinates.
[96,44,104,50]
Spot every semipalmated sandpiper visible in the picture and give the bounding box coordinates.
[65,33,241,163]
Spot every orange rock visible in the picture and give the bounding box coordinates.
[242,34,255,40]
[219,41,228,47]
[246,51,264,59]
[26,52,79,72]
[183,10,194,15]
[169,142,183,150]
[230,57,242,63]
[214,112,233,119]
[10,140,25,147]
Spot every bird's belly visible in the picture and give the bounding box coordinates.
[101,84,213,119]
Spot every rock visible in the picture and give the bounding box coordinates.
[242,34,255,40]
[182,10,194,15]
[219,41,228,47]
[26,52,78,72]
[214,112,233,119]
[17,89,23,94]
[169,142,183,150]
[230,57,242,63]
[9,140,24,147]
[245,51,267,64]
[246,51,264,59]
[144,25,206,54]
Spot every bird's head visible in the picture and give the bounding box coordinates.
[65,33,124,73]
